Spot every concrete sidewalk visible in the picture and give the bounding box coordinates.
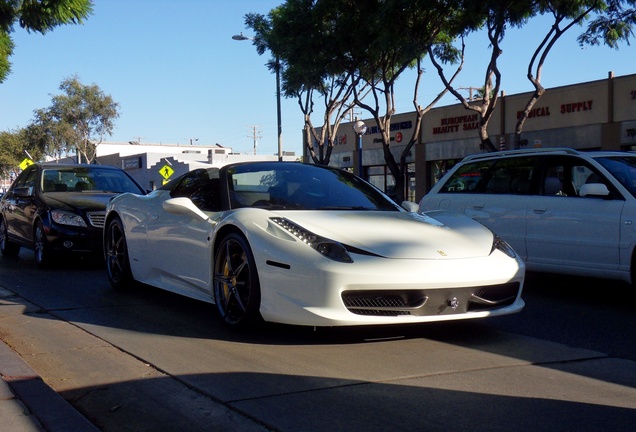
[0,339,99,432]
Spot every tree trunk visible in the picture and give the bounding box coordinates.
[480,127,497,152]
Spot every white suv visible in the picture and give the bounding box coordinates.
[419,148,636,285]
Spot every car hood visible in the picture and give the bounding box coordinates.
[277,210,494,259]
[42,192,116,212]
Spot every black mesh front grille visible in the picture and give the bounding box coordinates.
[345,295,406,309]
[342,282,521,317]
[352,309,411,316]
[342,290,427,316]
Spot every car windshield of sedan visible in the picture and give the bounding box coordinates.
[41,167,142,194]
[227,164,400,211]
[594,156,636,199]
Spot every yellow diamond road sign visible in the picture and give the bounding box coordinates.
[19,158,34,170]
[160,165,174,180]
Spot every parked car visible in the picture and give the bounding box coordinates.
[419,147,636,285]
[104,161,524,328]
[0,163,146,266]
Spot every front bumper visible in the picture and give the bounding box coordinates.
[256,248,526,327]
[45,222,103,254]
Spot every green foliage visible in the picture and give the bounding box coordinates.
[578,0,636,47]
[0,129,24,176]
[0,30,12,81]
[17,0,92,33]
[246,0,476,172]
[0,0,93,82]
[34,75,120,163]
[0,128,42,176]
[25,107,74,160]
[246,0,491,196]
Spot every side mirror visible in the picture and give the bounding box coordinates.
[579,183,610,198]
[401,201,419,212]
[162,197,209,221]
[13,186,34,198]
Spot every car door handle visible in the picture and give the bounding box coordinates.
[532,208,548,214]
[471,204,485,210]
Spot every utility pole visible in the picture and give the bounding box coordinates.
[458,86,481,101]
[248,126,262,155]
[347,106,361,122]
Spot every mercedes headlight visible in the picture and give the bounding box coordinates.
[51,209,87,227]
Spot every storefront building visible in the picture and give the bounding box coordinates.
[314,72,636,202]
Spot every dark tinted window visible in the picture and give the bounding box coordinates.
[41,167,144,194]
[441,156,536,195]
[12,166,37,190]
[541,155,620,198]
[594,156,636,199]
[439,160,493,193]
[170,169,221,212]
[226,163,400,211]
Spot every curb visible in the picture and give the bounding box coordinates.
[0,340,99,432]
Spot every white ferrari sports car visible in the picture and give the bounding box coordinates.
[104,161,525,328]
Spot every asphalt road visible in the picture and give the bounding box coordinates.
[1,250,635,431]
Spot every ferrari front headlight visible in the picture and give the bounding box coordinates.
[51,209,87,227]
[271,217,353,263]
[492,234,516,258]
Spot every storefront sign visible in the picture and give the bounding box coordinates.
[517,100,593,120]
[432,113,479,135]
[367,120,413,135]
[560,100,593,114]
[516,106,551,119]
[620,121,636,145]
[122,157,141,169]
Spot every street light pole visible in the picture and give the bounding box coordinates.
[353,119,367,178]
[233,33,283,161]
[275,57,283,161]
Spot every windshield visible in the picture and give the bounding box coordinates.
[42,167,143,194]
[226,163,401,211]
[594,156,636,199]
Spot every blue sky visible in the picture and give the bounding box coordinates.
[0,0,633,157]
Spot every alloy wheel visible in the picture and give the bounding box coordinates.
[34,222,50,267]
[213,233,261,327]
[105,217,133,289]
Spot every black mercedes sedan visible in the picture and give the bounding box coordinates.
[0,163,145,267]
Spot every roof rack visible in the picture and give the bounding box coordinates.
[462,147,580,161]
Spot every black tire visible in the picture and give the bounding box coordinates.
[0,217,20,257]
[34,221,52,267]
[105,216,134,289]
[213,232,262,328]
